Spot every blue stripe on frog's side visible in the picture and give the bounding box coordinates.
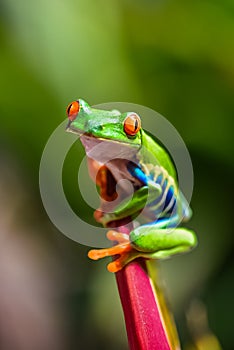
[127,162,149,185]
[127,162,178,218]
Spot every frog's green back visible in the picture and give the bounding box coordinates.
[140,130,177,181]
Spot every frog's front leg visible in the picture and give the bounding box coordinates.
[95,182,161,225]
[88,223,197,272]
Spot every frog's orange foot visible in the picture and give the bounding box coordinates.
[88,230,136,272]
[107,251,137,273]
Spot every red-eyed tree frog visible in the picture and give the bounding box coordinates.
[66,99,197,273]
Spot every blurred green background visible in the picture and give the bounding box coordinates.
[1,0,234,349]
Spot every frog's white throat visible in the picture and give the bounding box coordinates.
[80,135,143,203]
[80,135,138,164]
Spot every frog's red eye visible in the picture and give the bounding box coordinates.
[123,113,141,136]
[66,100,80,121]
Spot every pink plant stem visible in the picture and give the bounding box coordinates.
[111,221,179,350]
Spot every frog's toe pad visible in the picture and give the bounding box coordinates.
[88,249,109,260]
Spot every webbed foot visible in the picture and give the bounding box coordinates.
[88,230,139,273]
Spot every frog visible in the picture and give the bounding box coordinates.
[66,99,197,273]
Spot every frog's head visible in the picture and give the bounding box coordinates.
[65,99,143,162]
[66,99,142,149]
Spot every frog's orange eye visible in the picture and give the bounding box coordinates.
[66,100,80,121]
[123,113,141,136]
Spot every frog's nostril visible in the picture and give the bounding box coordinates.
[66,100,80,121]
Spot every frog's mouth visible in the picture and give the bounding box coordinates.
[66,123,140,157]
[80,134,139,164]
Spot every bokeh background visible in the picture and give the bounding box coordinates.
[1,0,234,349]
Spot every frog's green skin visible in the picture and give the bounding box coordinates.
[66,99,197,271]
